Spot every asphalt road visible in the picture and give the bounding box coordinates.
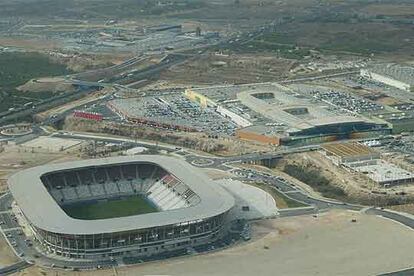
[0,261,32,275]
[1,134,414,273]
[366,208,414,229]
[381,268,414,276]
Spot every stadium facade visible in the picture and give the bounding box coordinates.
[8,156,235,259]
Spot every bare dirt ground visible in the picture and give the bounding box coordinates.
[277,151,414,205]
[34,88,111,121]
[64,118,272,156]
[161,53,294,85]
[201,168,233,180]
[277,151,373,196]
[17,210,414,276]
[0,38,61,51]
[375,96,401,106]
[389,204,414,215]
[0,235,19,268]
[22,137,83,152]
[17,77,76,94]
[0,144,81,193]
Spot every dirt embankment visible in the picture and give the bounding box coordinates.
[161,53,294,85]
[276,151,414,206]
[63,117,269,155]
[17,77,76,93]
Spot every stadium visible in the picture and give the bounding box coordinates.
[8,155,235,259]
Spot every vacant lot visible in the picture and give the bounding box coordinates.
[283,163,347,201]
[22,136,82,152]
[16,210,414,276]
[0,235,18,268]
[161,53,294,85]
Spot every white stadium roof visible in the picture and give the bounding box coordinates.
[9,155,235,235]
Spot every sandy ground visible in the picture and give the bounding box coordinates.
[0,145,79,169]
[161,53,294,85]
[201,168,233,180]
[15,210,414,276]
[22,137,83,152]
[0,37,61,51]
[0,145,81,192]
[17,78,76,94]
[34,88,110,121]
[278,152,376,199]
[278,151,414,205]
[390,204,414,215]
[0,235,19,268]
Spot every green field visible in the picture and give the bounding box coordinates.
[0,52,72,113]
[62,195,158,220]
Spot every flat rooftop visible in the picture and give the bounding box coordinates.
[237,86,369,132]
[322,142,379,158]
[8,155,235,235]
[352,160,414,184]
[189,83,377,134]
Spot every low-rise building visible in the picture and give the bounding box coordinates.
[322,142,414,187]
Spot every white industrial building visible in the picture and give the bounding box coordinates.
[361,64,414,92]
[322,142,414,187]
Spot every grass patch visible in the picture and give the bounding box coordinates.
[0,52,71,113]
[283,164,346,201]
[62,195,158,220]
[233,35,311,60]
[0,52,70,88]
[250,182,307,209]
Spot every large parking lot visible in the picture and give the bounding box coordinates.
[109,94,238,136]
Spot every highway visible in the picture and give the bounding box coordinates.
[0,52,188,126]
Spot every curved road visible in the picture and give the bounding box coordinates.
[2,133,414,274]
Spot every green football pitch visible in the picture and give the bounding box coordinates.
[62,195,158,220]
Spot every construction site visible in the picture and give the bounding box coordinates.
[322,142,414,187]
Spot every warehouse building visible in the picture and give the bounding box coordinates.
[351,161,414,187]
[322,142,414,187]
[322,142,381,166]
